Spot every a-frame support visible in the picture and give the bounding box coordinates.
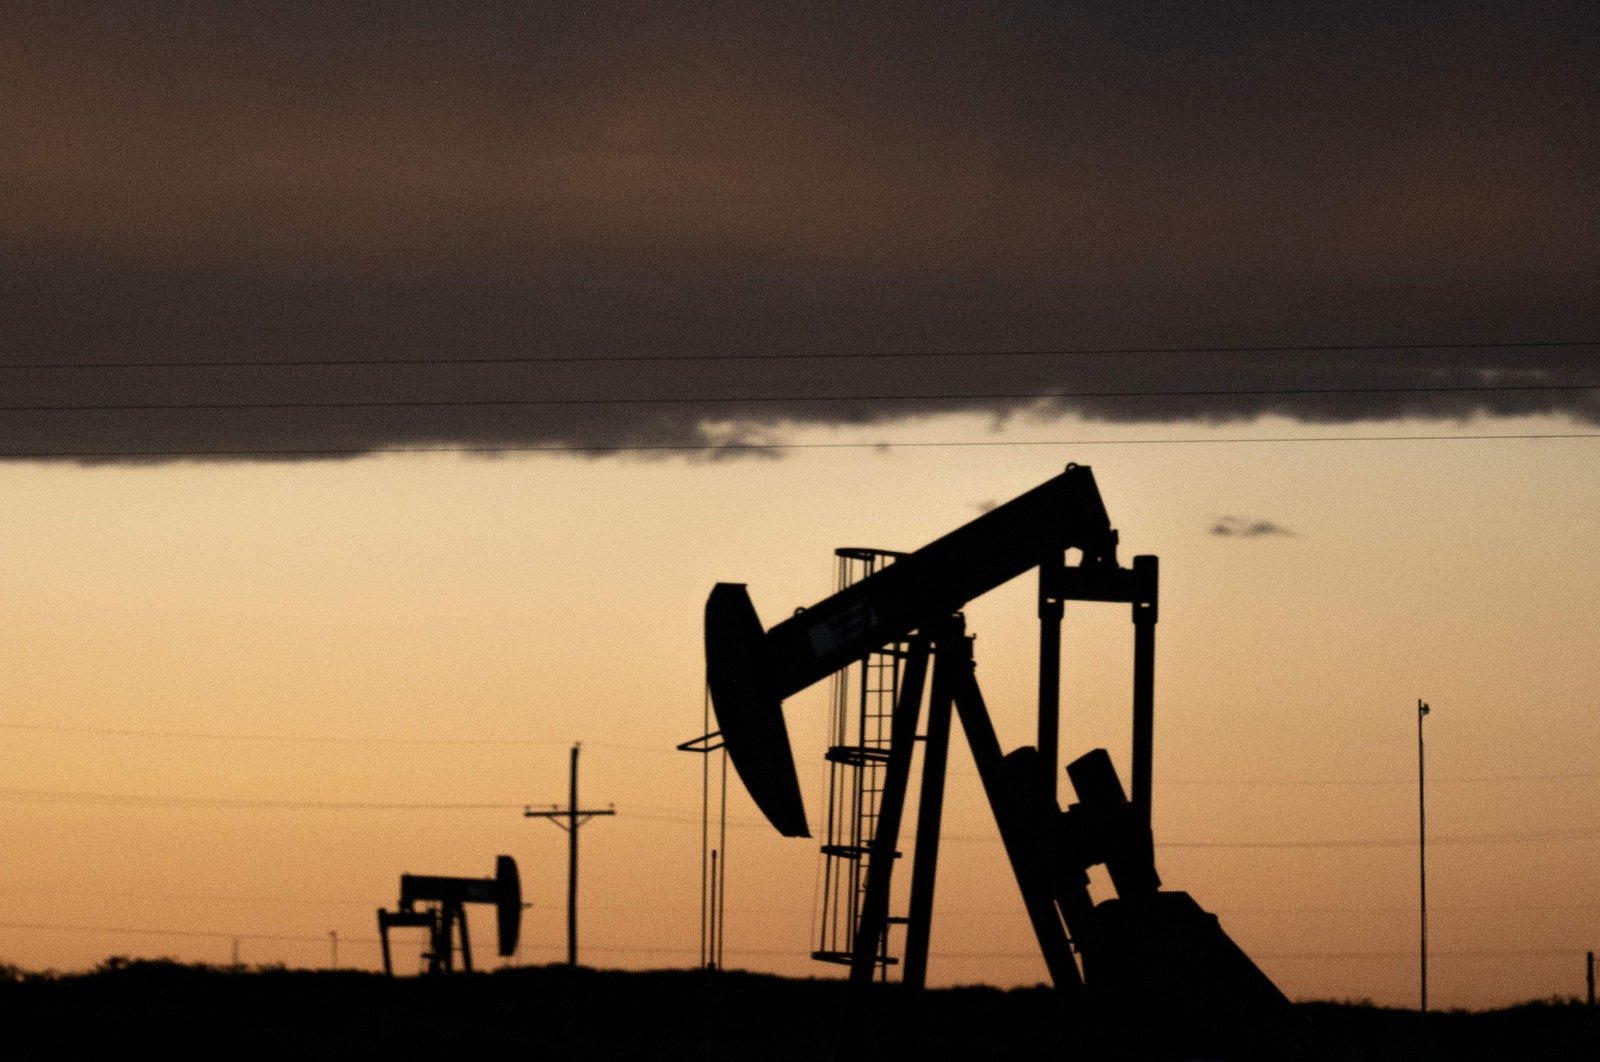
[845,549,1158,989]
[845,617,1082,990]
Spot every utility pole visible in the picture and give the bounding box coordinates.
[1418,698,1430,1016]
[329,930,338,969]
[1587,950,1595,1008]
[525,743,615,967]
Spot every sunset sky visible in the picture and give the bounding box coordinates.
[3,2,1597,1010]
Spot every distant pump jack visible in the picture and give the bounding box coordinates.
[376,855,522,976]
[703,463,1304,1058]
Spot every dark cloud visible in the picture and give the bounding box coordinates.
[1210,517,1297,538]
[3,2,1596,462]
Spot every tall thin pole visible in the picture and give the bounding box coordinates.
[568,743,579,967]
[717,746,728,970]
[1418,698,1430,1015]
[708,849,719,970]
[702,694,711,968]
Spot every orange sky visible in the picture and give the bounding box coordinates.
[2,410,1596,1008]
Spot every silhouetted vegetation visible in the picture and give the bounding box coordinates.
[0,961,1594,1060]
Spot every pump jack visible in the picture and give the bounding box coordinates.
[377,855,522,975]
[706,464,1301,1057]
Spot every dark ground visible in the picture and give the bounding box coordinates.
[2,960,1595,1061]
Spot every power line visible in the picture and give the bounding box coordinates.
[14,722,1588,783]
[1166,770,1600,786]
[1214,902,1600,914]
[3,721,1590,783]
[0,787,522,811]
[0,886,376,908]
[3,787,1591,848]
[1161,825,1600,849]
[0,920,366,946]
[0,719,668,753]
[5,431,1600,462]
[2,722,1593,784]
[3,339,1592,371]
[4,382,1599,414]
[625,807,1600,849]
[1,883,1591,916]
[0,921,1584,965]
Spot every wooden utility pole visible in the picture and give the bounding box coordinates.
[525,743,615,967]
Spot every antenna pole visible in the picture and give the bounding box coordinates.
[526,742,615,968]
[708,849,719,969]
[1418,698,1430,1016]
[569,743,578,966]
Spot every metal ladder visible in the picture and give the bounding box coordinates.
[813,548,906,974]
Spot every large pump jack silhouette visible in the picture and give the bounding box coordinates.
[706,464,1299,1056]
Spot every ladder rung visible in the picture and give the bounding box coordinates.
[825,745,893,766]
[820,843,871,859]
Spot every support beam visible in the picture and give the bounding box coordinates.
[1038,550,1065,803]
[1130,555,1158,823]
[945,625,1083,991]
[901,638,954,989]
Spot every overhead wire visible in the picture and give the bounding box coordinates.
[3,338,1595,454]
[0,719,670,753]
[5,431,1600,462]
[0,787,522,811]
[4,786,1587,850]
[2,338,1593,371]
[1,884,1592,916]
[6,719,1590,784]
[2,381,1598,414]
[0,920,1585,965]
